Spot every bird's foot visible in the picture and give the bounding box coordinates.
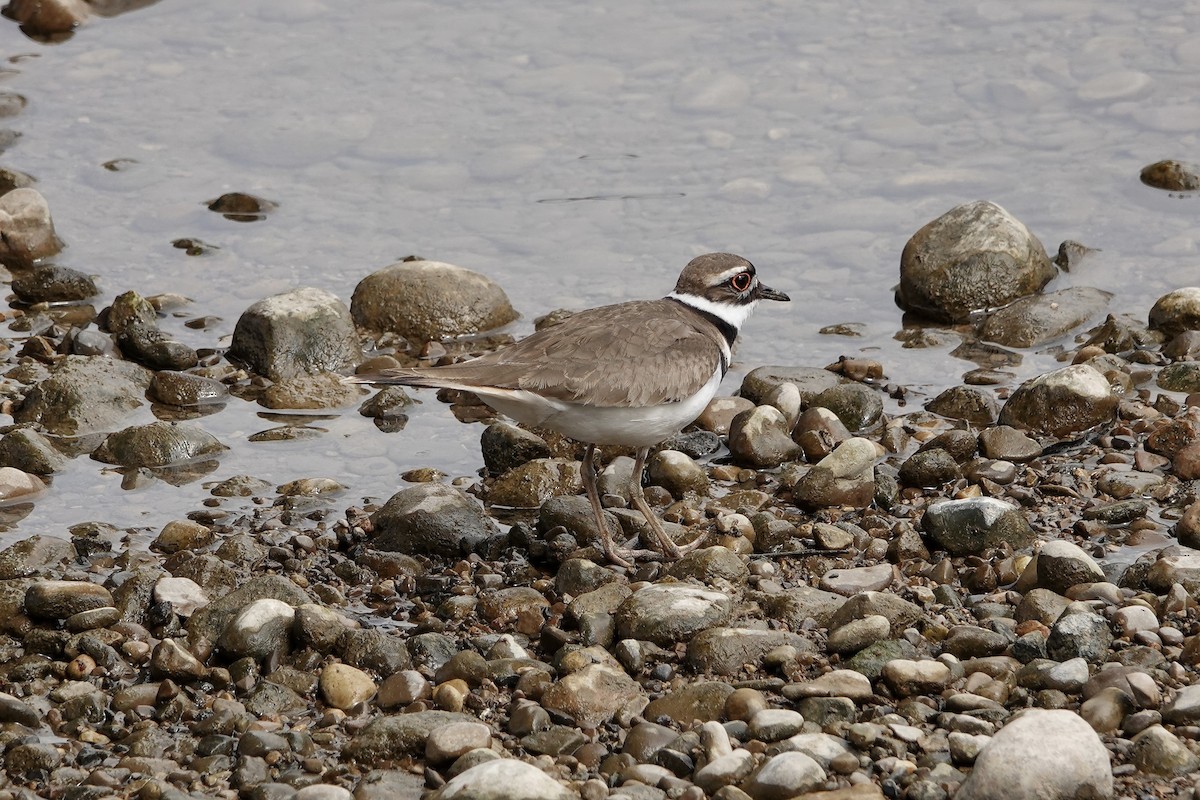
[600,539,666,568]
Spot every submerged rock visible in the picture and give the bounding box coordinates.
[91,421,226,468]
[259,371,362,409]
[10,263,97,303]
[1140,160,1200,192]
[150,371,228,407]
[981,287,1112,348]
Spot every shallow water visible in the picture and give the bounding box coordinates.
[1,0,1198,535]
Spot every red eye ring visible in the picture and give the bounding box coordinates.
[729,271,753,293]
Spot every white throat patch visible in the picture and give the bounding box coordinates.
[667,292,758,332]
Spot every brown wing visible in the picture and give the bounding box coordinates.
[378,299,724,407]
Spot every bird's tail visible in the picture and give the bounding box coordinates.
[343,367,471,392]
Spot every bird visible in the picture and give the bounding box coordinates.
[349,253,790,566]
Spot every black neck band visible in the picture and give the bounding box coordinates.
[667,297,739,367]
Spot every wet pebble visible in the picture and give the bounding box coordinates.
[1149,288,1200,339]
[743,751,827,799]
[319,662,377,710]
[1130,725,1200,775]
[488,458,583,508]
[827,614,891,655]
[370,483,498,557]
[791,437,879,510]
[540,663,643,728]
[0,466,44,501]
[617,584,733,645]
[923,497,1035,555]
[1035,540,1105,594]
[977,425,1040,461]
[820,564,893,596]
[0,188,64,266]
[925,385,998,425]
[738,365,840,406]
[149,370,229,406]
[11,263,97,303]
[25,579,112,619]
[91,420,226,467]
[698,396,756,435]
[480,422,551,475]
[218,597,296,660]
[999,364,1118,439]
[0,428,67,475]
[728,405,802,468]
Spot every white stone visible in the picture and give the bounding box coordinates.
[0,467,44,501]
[1113,605,1159,638]
[748,708,805,742]
[743,751,826,799]
[955,709,1112,800]
[431,759,575,800]
[772,732,851,769]
[153,577,208,617]
[693,748,756,795]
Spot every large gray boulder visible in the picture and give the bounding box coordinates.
[897,200,1055,323]
[229,287,362,381]
[956,709,1112,800]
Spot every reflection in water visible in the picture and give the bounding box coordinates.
[0,502,33,531]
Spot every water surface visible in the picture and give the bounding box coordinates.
[1,0,1197,535]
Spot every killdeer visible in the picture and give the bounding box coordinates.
[350,253,789,566]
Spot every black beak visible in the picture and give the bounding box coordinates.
[757,283,790,302]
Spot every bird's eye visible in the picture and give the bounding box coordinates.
[729,271,753,293]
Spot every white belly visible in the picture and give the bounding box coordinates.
[474,367,724,448]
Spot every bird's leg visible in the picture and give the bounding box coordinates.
[627,446,705,560]
[582,443,634,568]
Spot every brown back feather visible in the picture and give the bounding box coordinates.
[376,299,723,407]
